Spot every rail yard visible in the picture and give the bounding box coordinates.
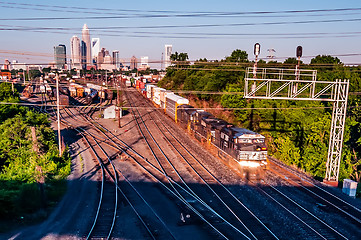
[3,76,359,240]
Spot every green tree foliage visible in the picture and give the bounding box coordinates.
[170,52,189,62]
[284,57,303,65]
[225,49,249,62]
[311,55,342,65]
[0,83,71,222]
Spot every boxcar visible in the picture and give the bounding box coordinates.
[59,94,69,107]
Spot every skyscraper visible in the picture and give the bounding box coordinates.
[130,56,138,70]
[164,44,172,69]
[112,50,120,69]
[54,44,67,69]
[70,36,81,69]
[82,24,91,68]
[91,38,100,63]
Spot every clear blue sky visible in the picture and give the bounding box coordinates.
[1,0,361,66]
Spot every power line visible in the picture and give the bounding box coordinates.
[1,101,361,110]
[1,1,361,17]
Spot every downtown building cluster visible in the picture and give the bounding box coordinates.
[66,24,122,71]
[1,24,173,73]
[53,24,173,72]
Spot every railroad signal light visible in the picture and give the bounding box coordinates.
[296,46,303,58]
[254,43,261,56]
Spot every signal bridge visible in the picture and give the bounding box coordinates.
[244,67,349,183]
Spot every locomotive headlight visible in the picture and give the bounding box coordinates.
[239,161,261,168]
[261,147,267,150]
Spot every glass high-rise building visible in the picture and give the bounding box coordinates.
[91,38,100,64]
[82,24,91,68]
[70,36,81,69]
[112,50,120,69]
[54,44,67,69]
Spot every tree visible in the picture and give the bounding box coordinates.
[170,52,189,62]
[310,55,342,65]
[284,57,303,65]
[225,49,248,62]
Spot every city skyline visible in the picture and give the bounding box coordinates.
[1,1,361,66]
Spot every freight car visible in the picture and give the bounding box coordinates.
[59,94,69,108]
[84,89,98,105]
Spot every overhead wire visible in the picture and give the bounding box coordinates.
[1,1,361,16]
[1,101,361,111]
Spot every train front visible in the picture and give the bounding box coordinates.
[233,128,268,178]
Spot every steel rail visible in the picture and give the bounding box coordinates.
[147,104,279,240]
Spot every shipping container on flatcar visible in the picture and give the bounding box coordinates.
[153,87,166,106]
[69,86,77,97]
[160,89,173,109]
[139,81,145,92]
[135,80,141,90]
[146,84,155,99]
[76,86,84,97]
[165,94,189,122]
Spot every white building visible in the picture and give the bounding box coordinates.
[139,56,150,71]
[91,38,100,63]
[70,36,81,69]
[164,44,172,69]
[11,60,27,70]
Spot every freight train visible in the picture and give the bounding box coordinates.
[132,80,268,176]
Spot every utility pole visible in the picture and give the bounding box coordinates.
[117,76,121,128]
[56,74,62,156]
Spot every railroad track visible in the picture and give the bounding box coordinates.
[126,88,279,239]
[32,88,361,239]
[63,97,176,239]
[268,158,361,226]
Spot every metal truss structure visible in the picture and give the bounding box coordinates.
[244,67,349,182]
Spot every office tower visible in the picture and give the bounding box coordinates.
[91,38,100,63]
[164,44,172,69]
[82,24,91,68]
[112,50,120,69]
[70,36,81,69]
[54,44,67,69]
[130,56,138,70]
[81,41,87,69]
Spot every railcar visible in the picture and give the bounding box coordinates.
[165,94,189,121]
[59,94,69,108]
[60,86,69,96]
[84,89,98,105]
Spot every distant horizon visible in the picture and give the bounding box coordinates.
[1,0,361,67]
